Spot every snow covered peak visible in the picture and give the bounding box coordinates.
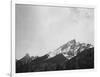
[68,39,76,44]
[47,39,93,60]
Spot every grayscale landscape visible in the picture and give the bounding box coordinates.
[15,4,94,73]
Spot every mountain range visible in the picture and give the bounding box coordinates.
[16,39,94,73]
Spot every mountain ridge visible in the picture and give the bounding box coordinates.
[16,39,94,73]
[47,39,93,60]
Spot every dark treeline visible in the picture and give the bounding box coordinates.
[16,48,94,73]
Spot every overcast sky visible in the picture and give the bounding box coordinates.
[15,4,94,59]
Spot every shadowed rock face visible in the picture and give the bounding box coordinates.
[16,39,94,73]
[63,48,94,70]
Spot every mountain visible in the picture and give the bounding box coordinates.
[20,53,30,64]
[47,39,93,60]
[16,39,94,73]
[63,47,94,70]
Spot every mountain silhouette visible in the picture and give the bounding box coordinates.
[16,39,94,73]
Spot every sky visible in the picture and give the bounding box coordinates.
[15,4,94,60]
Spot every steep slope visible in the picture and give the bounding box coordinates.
[44,54,67,64]
[31,54,49,65]
[63,48,94,70]
[16,39,94,73]
[47,39,93,60]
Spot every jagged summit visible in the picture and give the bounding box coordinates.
[18,39,93,64]
[16,39,94,73]
[68,39,76,44]
[19,53,30,64]
[47,39,93,60]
